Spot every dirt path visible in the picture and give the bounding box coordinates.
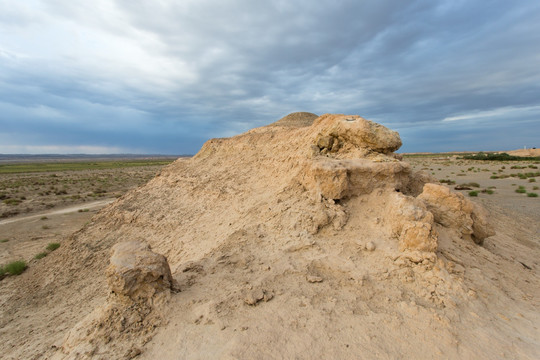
[0,199,114,226]
[0,199,115,265]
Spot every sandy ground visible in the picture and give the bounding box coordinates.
[0,199,113,265]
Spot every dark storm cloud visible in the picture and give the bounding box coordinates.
[1,0,539,153]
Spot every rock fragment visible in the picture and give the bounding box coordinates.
[106,241,174,303]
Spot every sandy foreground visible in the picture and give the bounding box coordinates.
[0,114,539,359]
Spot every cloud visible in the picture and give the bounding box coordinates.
[442,106,540,122]
[0,0,539,154]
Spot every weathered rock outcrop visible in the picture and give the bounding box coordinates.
[43,113,502,359]
[107,241,174,304]
[60,242,173,359]
[418,183,495,244]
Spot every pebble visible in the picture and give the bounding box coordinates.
[366,241,376,251]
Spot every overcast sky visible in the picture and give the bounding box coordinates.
[1,0,539,154]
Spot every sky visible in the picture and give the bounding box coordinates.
[1,0,539,154]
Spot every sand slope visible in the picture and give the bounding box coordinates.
[1,114,539,359]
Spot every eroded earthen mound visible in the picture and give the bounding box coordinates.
[269,111,319,127]
[2,113,539,360]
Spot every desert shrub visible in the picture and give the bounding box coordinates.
[463,182,480,188]
[533,186,539,190]
[0,239,9,243]
[529,178,536,182]
[515,186,527,194]
[0,266,5,277]
[42,225,50,230]
[3,198,22,206]
[4,260,27,275]
[463,152,540,161]
[468,191,478,197]
[440,179,456,185]
[527,192,538,197]
[41,216,48,220]
[34,252,47,260]
[490,175,499,179]
[46,243,60,251]
[481,189,494,194]
[528,165,538,169]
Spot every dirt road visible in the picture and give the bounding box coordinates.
[0,199,114,226]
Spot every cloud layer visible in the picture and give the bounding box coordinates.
[1,0,539,153]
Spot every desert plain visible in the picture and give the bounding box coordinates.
[0,114,538,359]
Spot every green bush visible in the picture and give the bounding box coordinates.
[533,186,539,190]
[527,192,538,197]
[4,260,27,275]
[3,198,22,205]
[0,239,9,243]
[481,189,494,195]
[468,191,478,197]
[46,243,60,251]
[34,252,48,260]
[515,186,527,194]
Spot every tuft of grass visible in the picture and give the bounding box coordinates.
[42,225,50,230]
[40,216,48,220]
[440,179,456,185]
[515,186,527,194]
[468,191,479,197]
[533,186,539,190]
[78,208,90,213]
[46,242,60,251]
[527,192,538,197]
[529,178,536,182]
[34,252,47,260]
[4,260,27,275]
[481,189,494,195]
[0,239,9,243]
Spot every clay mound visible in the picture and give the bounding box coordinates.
[507,148,540,157]
[269,111,319,127]
[1,114,539,359]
